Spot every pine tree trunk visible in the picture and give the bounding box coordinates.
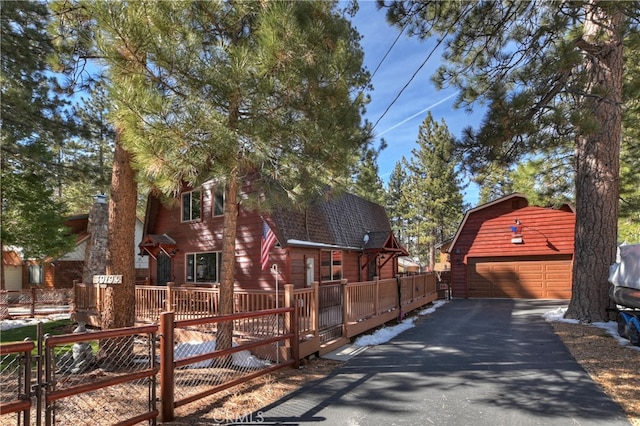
[102,133,137,330]
[566,5,623,322]
[217,172,239,351]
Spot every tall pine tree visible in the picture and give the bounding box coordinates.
[54,1,370,346]
[1,0,77,287]
[381,0,637,321]
[402,113,464,268]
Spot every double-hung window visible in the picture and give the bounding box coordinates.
[182,190,201,222]
[186,252,221,283]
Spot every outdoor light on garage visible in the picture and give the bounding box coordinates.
[510,219,524,244]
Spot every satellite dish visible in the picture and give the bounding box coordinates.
[363,233,370,244]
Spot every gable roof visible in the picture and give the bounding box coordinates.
[2,250,22,267]
[271,192,406,254]
[449,193,528,252]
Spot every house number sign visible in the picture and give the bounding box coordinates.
[92,275,123,284]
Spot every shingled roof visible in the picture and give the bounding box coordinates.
[270,192,404,253]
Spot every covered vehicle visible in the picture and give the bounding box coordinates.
[609,243,640,346]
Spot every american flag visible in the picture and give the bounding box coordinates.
[261,220,277,270]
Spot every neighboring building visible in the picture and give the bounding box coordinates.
[448,193,575,299]
[434,238,452,272]
[19,214,149,289]
[2,250,23,291]
[398,257,421,274]
[139,181,407,289]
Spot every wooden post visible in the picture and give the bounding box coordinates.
[30,286,36,318]
[284,284,299,366]
[166,282,175,312]
[341,279,348,337]
[374,276,379,316]
[311,282,319,337]
[159,311,175,422]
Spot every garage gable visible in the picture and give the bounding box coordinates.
[449,194,575,299]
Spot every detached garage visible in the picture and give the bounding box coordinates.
[449,194,575,299]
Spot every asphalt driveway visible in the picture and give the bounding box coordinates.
[254,299,630,426]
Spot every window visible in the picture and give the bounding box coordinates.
[213,186,224,217]
[182,190,201,222]
[186,252,221,283]
[321,250,342,281]
[28,264,43,285]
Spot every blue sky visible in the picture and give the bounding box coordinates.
[350,1,485,206]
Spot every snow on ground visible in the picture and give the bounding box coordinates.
[543,305,639,350]
[1,314,71,332]
[353,300,447,347]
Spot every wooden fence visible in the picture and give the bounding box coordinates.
[0,288,74,319]
[73,273,438,357]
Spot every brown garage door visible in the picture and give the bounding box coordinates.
[467,256,572,299]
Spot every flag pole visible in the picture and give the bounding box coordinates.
[270,263,279,364]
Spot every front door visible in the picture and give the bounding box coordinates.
[157,253,171,286]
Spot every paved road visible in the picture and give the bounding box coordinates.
[254,299,630,426]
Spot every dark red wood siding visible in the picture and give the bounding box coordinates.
[450,197,575,299]
[145,182,395,290]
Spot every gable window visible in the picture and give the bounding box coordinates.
[321,250,342,281]
[213,186,224,217]
[182,190,201,222]
[186,252,221,283]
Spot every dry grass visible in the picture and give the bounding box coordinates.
[164,321,640,426]
[551,321,640,426]
[163,357,343,425]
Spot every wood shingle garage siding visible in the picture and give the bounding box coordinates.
[449,194,576,299]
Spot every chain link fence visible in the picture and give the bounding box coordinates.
[44,324,159,425]
[161,308,296,422]
[1,307,297,425]
[0,340,34,424]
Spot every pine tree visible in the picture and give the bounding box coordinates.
[53,1,370,346]
[1,0,77,288]
[386,160,410,248]
[402,113,464,268]
[351,141,387,205]
[381,0,637,321]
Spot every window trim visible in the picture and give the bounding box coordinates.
[321,250,343,282]
[181,190,202,222]
[185,251,222,284]
[28,263,43,285]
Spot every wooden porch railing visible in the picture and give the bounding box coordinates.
[73,273,439,357]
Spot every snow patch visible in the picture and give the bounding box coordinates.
[174,340,272,369]
[544,305,640,351]
[353,300,448,347]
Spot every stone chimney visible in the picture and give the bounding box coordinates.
[82,194,109,284]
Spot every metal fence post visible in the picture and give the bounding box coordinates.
[160,311,175,423]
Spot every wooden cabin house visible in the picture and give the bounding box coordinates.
[139,181,408,290]
[448,194,575,299]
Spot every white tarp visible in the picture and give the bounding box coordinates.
[609,243,640,290]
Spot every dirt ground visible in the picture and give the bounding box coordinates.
[164,320,640,425]
[551,321,640,426]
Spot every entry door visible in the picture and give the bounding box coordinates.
[157,253,171,286]
[306,257,315,286]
